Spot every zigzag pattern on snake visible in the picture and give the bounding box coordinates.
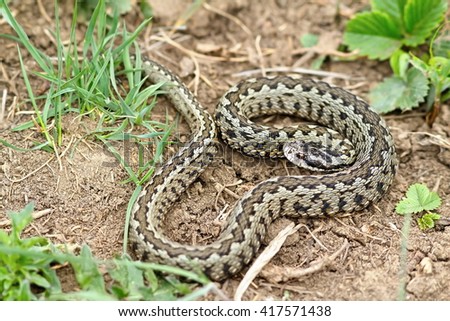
[129,58,398,281]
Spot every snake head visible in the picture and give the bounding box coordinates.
[283,141,351,171]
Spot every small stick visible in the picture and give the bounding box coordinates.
[0,208,53,228]
[234,222,302,301]
[232,67,352,79]
[260,239,349,283]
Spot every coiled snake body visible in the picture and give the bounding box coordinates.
[129,58,397,281]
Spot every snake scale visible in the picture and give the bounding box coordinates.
[129,58,398,281]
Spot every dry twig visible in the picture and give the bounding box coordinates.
[260,239,349,283]
[234,222,302,300]
[0,208,53,228]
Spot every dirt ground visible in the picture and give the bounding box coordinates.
[1,0,449,300]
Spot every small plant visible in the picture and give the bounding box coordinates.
[0,204,210,300]
[396,183,442,230]
[0,204,61,300]
[0,0,170,185]
[344,0,447,60]
[410,42,450,125]
[343,0,449,124]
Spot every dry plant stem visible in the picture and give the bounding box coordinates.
[7,96,17,120]
[203,2,252,36]
[258,282,325,297]
[260,239,349,283]
[0,208,53,228]
[1,61,20,98]
[292,47,357,58]
[232,66,352,79]
[303,224,328,251]
[1,88,6,123]
[150,32,269,63]
[255,35,266,76]
[397,213,412,301]
[4,155,55,183]
[190,56,201,96]
[37,0,52,24]
[432,176,441,193]
[334,217,387,243]
[234,222,302,301]
[293,51,316,68]
[213,180,243,206]
[384,112,427,120]
[411,132,450,149]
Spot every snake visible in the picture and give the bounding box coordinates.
[129,58,398,281]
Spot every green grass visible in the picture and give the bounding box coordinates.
[0,0,210,300]
[0,0,170,184]
[0,204,210,300]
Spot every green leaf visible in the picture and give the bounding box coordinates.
[344,11,403,60]
[69,245,105,292]
[28,273,51,289]
[17,279,34,300]
[396,183,441,214]
[389,49,409,78]
[139,0,153,19]
[109,259,145,299]
[409,53,430,75]
[370,67,429,112]
[403,0,447,46]
[311,56,326,70]
[7,203,34,241]
[300,33,318,48]
[109,0,132,14]
[417,212,441,230]
[433,38,450,58]
[371,0,407,25]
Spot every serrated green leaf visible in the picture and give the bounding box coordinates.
[409,54,430,75]
[396,183,441,214]
[344,12,403,60]
[417,212,440,230]
[403,0,447,46]
[396,197,422,214]
[389,49,409,77]
[406,184,441,211]
[425,212,441,220]
[371,0,407,24]
[417,217,430,230]
[370,67,428,113]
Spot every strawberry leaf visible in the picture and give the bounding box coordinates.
[343,11,403,60]
[370,67,428,113]
[344,0,448,60]
[403,0,448,46]
[396,184,441,215]
[371,0,407,25]
[417,212,441,230]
